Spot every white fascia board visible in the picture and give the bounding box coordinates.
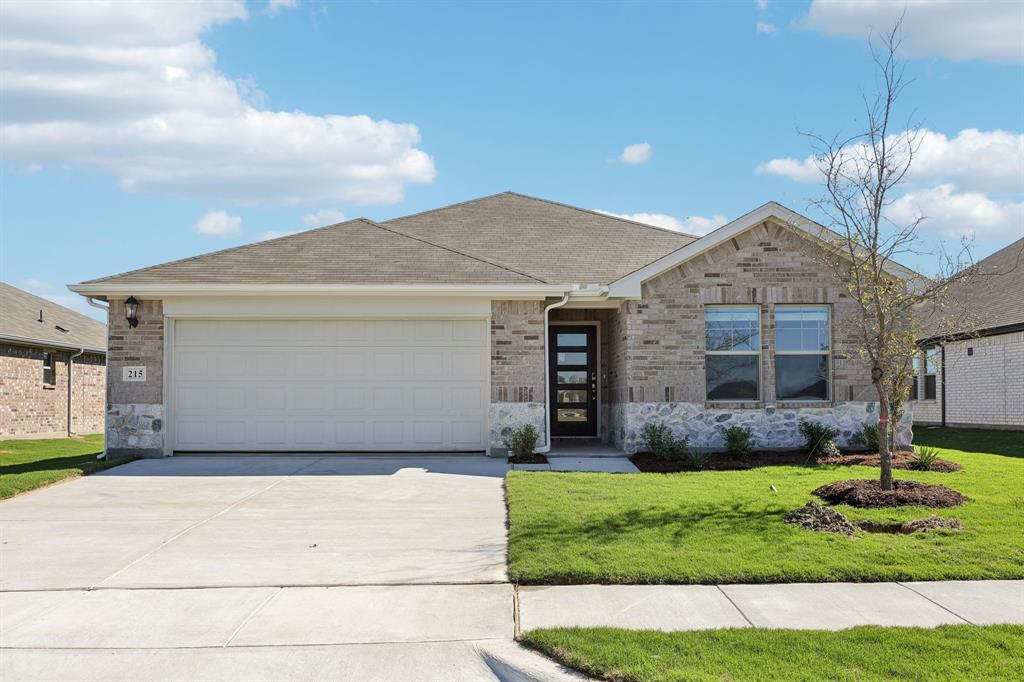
[0,334,105,355]
[68,283,573,299]
[607,202,917,298]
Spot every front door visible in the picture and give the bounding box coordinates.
[549,325,598,437]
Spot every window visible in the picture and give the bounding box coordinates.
[775,306,830,401]
[705,306,760,401]
[924,346,939,400]
[42,352,55,386]
[910,355,921,400]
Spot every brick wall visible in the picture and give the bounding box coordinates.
[0,343,106,438]
[913,332,1024,429]
[106,298,165,455]
[490,300,544,403]
[618,221,874,404]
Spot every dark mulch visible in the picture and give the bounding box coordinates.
[901,516,965,533]
[783,501,858,535]
[509,453,548,464]
[813,479,966,508]
[630,449,961,473]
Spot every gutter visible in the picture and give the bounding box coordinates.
[0,334,105,355]
[535,292,571,454]
[67,348,85,437]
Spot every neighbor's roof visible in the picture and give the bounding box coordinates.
[74,193,698,291]
[385,192,697,284]
[0,282,106,353]
[945,238,1024,333]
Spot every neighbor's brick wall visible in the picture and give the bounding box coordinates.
[0,343,105,438]
[490,300,544,403]
[913,332,1023,429]
[616,221,874,405]
[107,298,164,406]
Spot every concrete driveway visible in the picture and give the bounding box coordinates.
[0,456,582,681]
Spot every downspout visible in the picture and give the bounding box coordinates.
[67,348,85,436]
[85,296,110,458]
[535,292,571,454]
[940,344,947,427]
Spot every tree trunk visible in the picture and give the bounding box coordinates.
[876,386,893,491]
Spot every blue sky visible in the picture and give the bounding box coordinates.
[1,0,1021,320]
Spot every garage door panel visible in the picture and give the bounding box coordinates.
[172,319,487,451]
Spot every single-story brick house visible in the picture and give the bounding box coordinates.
[1,282,106,438]
[912,238,1023,430]
[70,192,914,457]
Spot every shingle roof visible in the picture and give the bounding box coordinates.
[77,192,698,290]
[386,192,697,284]
[945,238,1024,332]
[0,282,106,352]
[80,218,544,286]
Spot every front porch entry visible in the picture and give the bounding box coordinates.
[548,323,599,439]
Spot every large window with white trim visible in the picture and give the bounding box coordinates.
[775,306,830,401]
[705,306,760,401]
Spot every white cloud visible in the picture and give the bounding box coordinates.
[268,0,298,14]
[301,208,346,227]
[0,0,435,205]
[19,279,102,320]
[887,184,1024,241]
[754,0,769,11]
[756,22,778,35]
[597,211,728,236]
[194,210,242,237]
[799,0,1024,63]
[617,142,652,165]
[757,128,1024,193]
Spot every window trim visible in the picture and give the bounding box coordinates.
[910,355,921,401]
[774,304,831,402]
[42,351,55,387]
[923,346,939,401]
[704,304,762,402]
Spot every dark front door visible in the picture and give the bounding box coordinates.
[549,325,598,437]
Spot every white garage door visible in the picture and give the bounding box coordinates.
[170,319,488,452]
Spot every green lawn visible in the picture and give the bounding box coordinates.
[0,435,135,499]
[522,625,1024,682]
[506,428,1024,584]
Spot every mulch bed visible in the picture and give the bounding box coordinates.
[509,453,549,464]
[783,501,858,535]
[813,479,966,508]
[900,516,965,533]
[630,449,960,473]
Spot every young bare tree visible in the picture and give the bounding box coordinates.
[799,20,977,491]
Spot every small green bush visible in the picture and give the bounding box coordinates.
[723,425,755,460]
[503,424,539,462]
[857,423,879,451]
[799,419,841,457]
[685,448,710,470]
[639,423,690,461]
[911,445,942,471]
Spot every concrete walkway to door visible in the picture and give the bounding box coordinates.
[0,456,584,681]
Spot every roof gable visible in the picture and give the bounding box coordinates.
[608,202,918,297]
[385,192,697,285]
[944,238,1024,331]
[79,218,544,288]
[0,282,106,352]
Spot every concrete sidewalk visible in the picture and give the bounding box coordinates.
[518,580,1024,632]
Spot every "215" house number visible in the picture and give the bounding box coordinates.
[122,366,146,382]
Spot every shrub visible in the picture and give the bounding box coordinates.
[723,425,755,460]
[799,419,841,457]
[503,424,539,462]
[685,447,710,470]
[858,423,879,451]
[639,423,690,461]
[911,445,942,471]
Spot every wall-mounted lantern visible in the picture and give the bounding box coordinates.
[124,296,139,328]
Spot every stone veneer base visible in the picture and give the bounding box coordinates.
[489,402,546,450]
[611,401,913,454]
[106,403,165,457]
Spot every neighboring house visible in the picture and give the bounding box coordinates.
[0,282,107,439]
[69,192,914,457]
[912,238,1024,431]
